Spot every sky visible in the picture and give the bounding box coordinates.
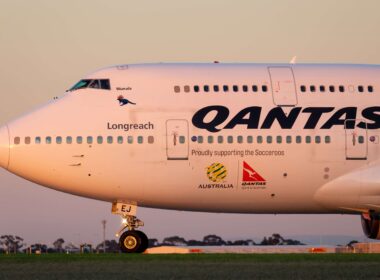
[0,0,380,246]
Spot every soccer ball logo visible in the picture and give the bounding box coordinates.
[206,163,227,183]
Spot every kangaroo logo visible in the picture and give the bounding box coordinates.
[117,95,136,106]
[243,161,266,182]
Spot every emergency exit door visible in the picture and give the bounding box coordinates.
[345,119,368,160]
[268,67,297,106]
[166,119,189,160]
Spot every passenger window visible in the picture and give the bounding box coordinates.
[25,137,31,144]
[276,136,282,143]
[320,85,325,92]
[197,136,203,144]
[117,136,123,144]
[137,136,143,144]
[66,136,72,144]
[358,136,364,144]
[310,85,316,92]
[252,85,258,92]
[127,136,133,144]
[286,136,292,144]
[300,85,306,92]
[35,137,41,144]
[56,136,62,144]
[223,85,229,92]
[296,136,302,143]
[217,136,223,144]
[262,85,268,92]
[315,136,321,144]
[76,136,83,144]
[227,136,233,144]
[242,85,248,92]
[97,136,103,144]
[329,85,335,92]
[237,136,243,144]
[87,136,93,144]
[339,85,345,93]
[305,136,311,143]
[107,136,113,144]
[247,136,253,143]
[325,136,331,143]
[204,85,209,92]
[214,85,219,92]
[368,86,374,93]
[207,136,214,143]
[46,136,52,144]
[358,85,364,93]
[174,86,180,93]
[179,136,185,144]
[194,85,200,92]
[257,136,263,144]
[148,136,154,144]
[184,85,190,93]
[266,136,272,144]
[14,137,20,145]
[233,85,238,92]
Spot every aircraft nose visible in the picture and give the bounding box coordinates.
[0,125,10,169]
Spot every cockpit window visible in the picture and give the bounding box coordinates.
[70,79,92,91]
[69,79,111,91]
[89,80,100,89]
[100,79,110,89]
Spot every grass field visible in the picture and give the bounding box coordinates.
[1,253,380,280]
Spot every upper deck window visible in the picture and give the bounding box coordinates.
[69,79,111,91]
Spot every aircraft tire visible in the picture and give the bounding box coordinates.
[135,230,149,253]
[119,230,143,253]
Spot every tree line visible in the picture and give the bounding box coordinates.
[0,233,304,253]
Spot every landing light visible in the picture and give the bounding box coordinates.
[122,218,128,225]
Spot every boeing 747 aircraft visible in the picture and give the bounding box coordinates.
[1,63,380,252]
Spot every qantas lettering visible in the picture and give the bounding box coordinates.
[192,106,380,132]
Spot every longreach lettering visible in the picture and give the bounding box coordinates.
[107,122,154,131]
[192,106,380,132]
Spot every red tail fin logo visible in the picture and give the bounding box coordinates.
[243,161,266,182]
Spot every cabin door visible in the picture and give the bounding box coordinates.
[345,119,368,160]
[268,67,297,107]
[166,119,189,160]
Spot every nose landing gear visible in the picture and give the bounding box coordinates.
[112,202,149,253]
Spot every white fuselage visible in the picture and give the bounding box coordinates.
[2,63,380,215]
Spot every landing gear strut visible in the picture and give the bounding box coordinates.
[112,202,148,253]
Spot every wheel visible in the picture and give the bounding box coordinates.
[135,230,148,253]
[119,231,142,253]
[119,230,149,253]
